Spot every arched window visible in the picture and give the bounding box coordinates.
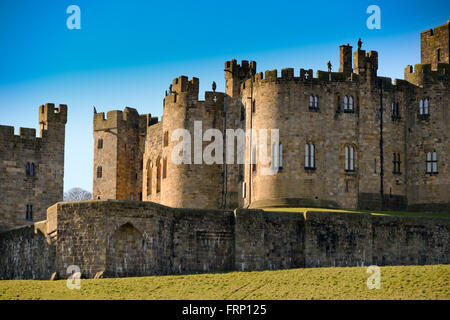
[25,162,30,176]
[305,143,315,169]
[343,96,349,110]
[314,96,319,108]
[309,95,314,108]
[97,166,102,178]
[345,145,355,171]
[30,163,35,176]
[146,160,152,196]
[426,151,438,174]
[349,96,354,111]
[424,98,429,115]
[419,99,424,114]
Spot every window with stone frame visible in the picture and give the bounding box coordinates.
[393,152,401,174]
[146,160,152,196]
[343,95,354,113]
[344,145,355,172]
[97,166,102,178]
[25,204,33,221]
[164,131,169,147]
[419,98,430,118]
[98,138,103,149]
[309,95,319,111]
[156,157,161,193]
[271,143,283,171]
[163,157,167,179]
[305,143,315,170]
[426,151,438,174]
[391,101,400,120]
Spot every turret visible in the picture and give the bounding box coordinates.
[39,103,67,138]
[224,59,256,98]
[421,21,450,70]
[339,44,353,76]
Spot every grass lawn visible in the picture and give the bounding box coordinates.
[262,207,450,218]
[0,265,448,300]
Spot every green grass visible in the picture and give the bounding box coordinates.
[0,265,449,300]
[262,207,450,218]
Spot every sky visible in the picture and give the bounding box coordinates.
[0,0,449,192]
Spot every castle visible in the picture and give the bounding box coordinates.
[93,22,450,213]
[0,23,449,280]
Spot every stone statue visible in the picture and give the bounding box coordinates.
[212,81,216,92]
[327,61,332,73]
[358,38,363,50]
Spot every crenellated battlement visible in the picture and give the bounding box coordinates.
[93,107,150,131]
[172,76,199,96]
[39,103,67,125]
[0,125,39,141]
[242,66,364,90]
[404,62,450,87]
[224,59,256,79]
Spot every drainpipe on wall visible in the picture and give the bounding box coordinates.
[379,79,385,210]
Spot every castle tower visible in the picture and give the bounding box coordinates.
[0,104,67,230]
[142,76,225,209]
[339,44,353,76]
[421,21,450,69]
[225,59,256,98]
[93,107,148,201]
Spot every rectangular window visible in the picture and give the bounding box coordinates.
[426,151,438,174]
[164,131,169,147]
[393,153,401,174]
[305,144,315,170]
[26,205,33,221]
[163,157,167,179]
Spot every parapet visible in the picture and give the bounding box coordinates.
[93,107,150,131]
[353,49,378,77]
[225,59,257,80]
[171,76,199,97]
[0,125,41,143]
[38,103,67,125]
[404,62,450,86]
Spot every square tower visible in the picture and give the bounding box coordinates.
[421,21,450,69]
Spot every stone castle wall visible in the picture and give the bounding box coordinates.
[0,104,67,230]
[92,25,449,213]
[1,200,448,280]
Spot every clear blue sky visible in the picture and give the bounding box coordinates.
[0,0,449,192]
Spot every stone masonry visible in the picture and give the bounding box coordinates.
[93,22,449,213]
[0,200,448,280]
[0,104,67,230]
